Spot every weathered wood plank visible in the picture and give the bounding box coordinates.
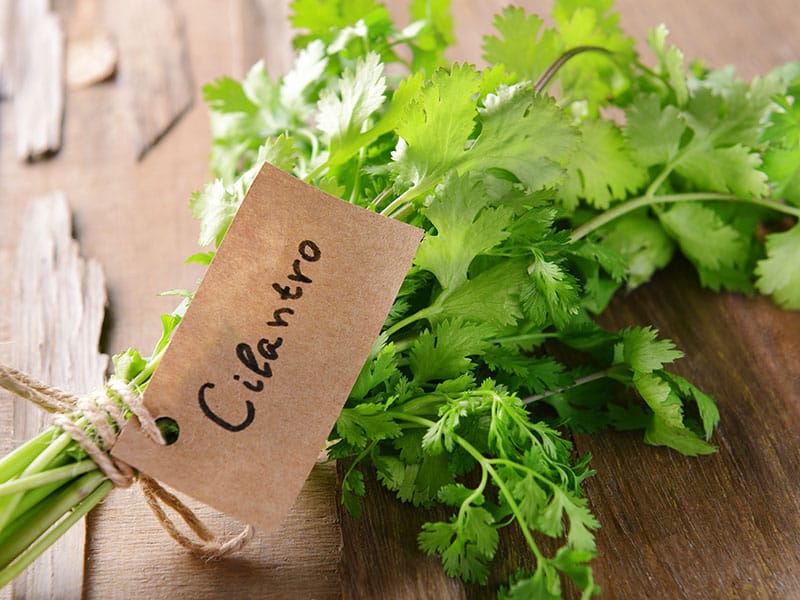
[337,461,466,600]
[233,0,294,78]
[85,461,342,600]
[9,193,107,599]
[66,32,117,89]
[582,261,800,599]
[104,0,194,159]
[10,0,65,160]
[0,0,13,98]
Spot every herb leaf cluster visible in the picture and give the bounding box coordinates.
[191,0,800,596]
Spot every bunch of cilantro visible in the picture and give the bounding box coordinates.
[191,0,800,597]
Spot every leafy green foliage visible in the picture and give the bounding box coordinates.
[185,1,800,597]
[414,175,513,290]
[483,0,636,114]
[9,2,800,594]
[594,213,675,288]
[756,224,800,308]
[558,119,647,210]
[482,7,561,84]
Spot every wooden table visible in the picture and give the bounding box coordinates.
[1,1,798,598]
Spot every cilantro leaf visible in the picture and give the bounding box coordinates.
[393,76,579,202]
[190,179,239,247]
[392,63,481,190]
[616,327,683,374]
[646,25,688,106]
[662,372,720,440]
[316,52,387,150]
[674,143,769,199]
[418,505,499,584]
[470,88,579,193]
[763,146,800,205]
[336,403,402,447]
[408,0,454,73]
[290,0,391,47]
[341,466,366,517]
[558,119,648,210]
[482,7,561,84]
[657,203,752,273]
[551,0,636,110]
[414,175,514,290]
[634,372,717,455]
[408,319,491,384]
[522,252,582,328]
[644,415,717,456]
[203,76,257,114]
[625,94,686,167]
[595,213,675,288]
[755,223,800,308]
[433,260,527,328]
[279,40,329,110]
[350,343,398,400]
[633,372,684,429]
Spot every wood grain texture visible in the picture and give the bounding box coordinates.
[337,461,466,600]
[0,0,12,97]
[8,193,107,599]
[232,0,294,79]
[0,0,798,598]
[9,0,65,160]
[85,460,342,600]
[582,260,800,600]
[104,0,194,159]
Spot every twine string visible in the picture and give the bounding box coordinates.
[0,361,253,559]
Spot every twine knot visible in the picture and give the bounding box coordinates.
[53,376,163,488]
[0,361,253,559]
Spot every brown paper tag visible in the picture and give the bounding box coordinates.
[113,163,422,531]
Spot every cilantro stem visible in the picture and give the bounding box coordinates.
[130,343,168,390]
[487,457,572,496]
[534,46,614,95]
[522,370,610,405]
[644,162,677,199]
[383,306,435,339]
[0,460,98,498]
[0,475,112,589]
[0,428,56,484]
[456,463,488,530]
[381,184,426,218]
[453,434,546,563]
[0,470,106,569]
[491,331,559,346]
[387,202,414,221]
[368,187,393,210]
[0,430,75,532]
[385,411,546,563]
[570,192,800,242]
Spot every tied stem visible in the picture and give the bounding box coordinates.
[0,476,112,589]
[570,192,800,242]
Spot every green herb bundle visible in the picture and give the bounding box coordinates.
[3,0,800,597]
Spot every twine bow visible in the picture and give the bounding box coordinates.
[0,361,253,559]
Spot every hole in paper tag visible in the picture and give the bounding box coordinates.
[112,163,422,532]
[155,417,179,445]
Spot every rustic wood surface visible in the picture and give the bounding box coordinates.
[103,0,194,159]
[8,194,107,599]
[6,0,64,160]
[0,1,798,598]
